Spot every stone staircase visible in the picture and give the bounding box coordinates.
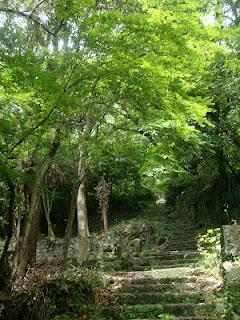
[100,225,225,319]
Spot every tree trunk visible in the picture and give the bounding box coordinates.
[26,200,42,266]
[42,188,56,242]
[76,109,92,262]
[96,176,110,233]
[45,208,56,242]
[77,181,89,262]
[12,128,61,278]
[77,147,90,263]
[102,203,108,232]
[62,188,77,259]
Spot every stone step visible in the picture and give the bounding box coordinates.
[168,242,197,246]
[170,231,198,236]
[168,231,198,236]
[130,263,199,271]
[105,274,220,287]
[103,252,200,264]
[102,263,199,272]
[119,282,211,294]
[134,258,199,266]
[127,276,200,285]
[167,241,198,246]
[129,317,213,320]
[170,234,197,237]
[102,303,223,319]
[168,240,197,244]
[142,251,200,259]
[168,242,197,247]
[166,246,198,250]
[104,268,204,282]
[168,226,198,231]
[169,234,197,238]
[111,291,206,305]
[169,234,198,238]
[170,236,197,240]
[170,233,198,237]
[100,259,199,272]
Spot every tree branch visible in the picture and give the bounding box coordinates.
[0,7,55,36]
[7,106,56,158]
[109,123,157,145]
[30,0,46,15]
[65,75,99,92]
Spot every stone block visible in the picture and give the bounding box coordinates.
[222,225,240,258]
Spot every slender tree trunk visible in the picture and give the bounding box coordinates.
[102,203,108,232]
[45,208,56,242]
[42,188,56,242]
[77,182,89,262]
[12,128,61,278]
[62,188,77,259]
[96,176,110,233]
[77,146,90,262]
[76,108,92,262]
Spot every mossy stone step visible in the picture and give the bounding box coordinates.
[101,255,199,265]
[169,235,197,239]
[105,274,219,287]
[141,251,200,259]
[166,246,198,250]
[104,269,204,283]
[168,231,198,236]
[135,258,199,266]
[168,243,197,248]
[102,262,199,274]
[170,233,198,237]
[167,245,197,249]
[169,238,197,242]
[120,282,208,294]
[130,264,199,271]
[129,275,202,284]
[102,264,199,272]
[111,291,206,305]
[168,226,198,230]
[168,241,197,245]
[102,303,222,319]
[167,242,198,246]
[129,317,214,320]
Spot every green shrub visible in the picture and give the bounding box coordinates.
[197,228,222,275]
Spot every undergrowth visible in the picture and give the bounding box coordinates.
[197,228,222,276]
[0,266,103,320]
